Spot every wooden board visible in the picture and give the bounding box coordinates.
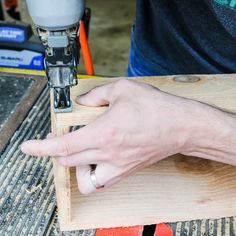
[52,74,236,231]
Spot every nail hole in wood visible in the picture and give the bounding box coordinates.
[173,75,201,83]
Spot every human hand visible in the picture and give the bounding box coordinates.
[21,79,207,194]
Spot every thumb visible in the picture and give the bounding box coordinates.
[76,83,114,107]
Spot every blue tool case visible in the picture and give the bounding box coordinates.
[0,22,44,70]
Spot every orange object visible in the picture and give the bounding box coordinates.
[79,21,95,75]
[4,0,17,8]
[154,224,173,236]
[96,226,143,236]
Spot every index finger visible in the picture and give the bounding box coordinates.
[21,121,106,157]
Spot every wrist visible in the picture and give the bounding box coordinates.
[180,101,236,164]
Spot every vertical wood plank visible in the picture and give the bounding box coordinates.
[51,92,72,230]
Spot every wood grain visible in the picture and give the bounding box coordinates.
[68,156,236,230]
[52,74,236,231]
[56,74,236,127]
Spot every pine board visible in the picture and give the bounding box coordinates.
[52,74,236,231]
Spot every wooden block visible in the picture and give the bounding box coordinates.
[51,74,236,231]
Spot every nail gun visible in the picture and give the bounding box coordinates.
[26,0,86,113]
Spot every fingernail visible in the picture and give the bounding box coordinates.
[20,142,29,154]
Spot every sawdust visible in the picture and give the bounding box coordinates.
[25,184,42,194]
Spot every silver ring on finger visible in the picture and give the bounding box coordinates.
[90,168,105,190]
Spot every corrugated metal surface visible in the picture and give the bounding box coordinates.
[0,76,33,131]
[170,217,236,236]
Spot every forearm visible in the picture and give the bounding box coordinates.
[182,101,236,166]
